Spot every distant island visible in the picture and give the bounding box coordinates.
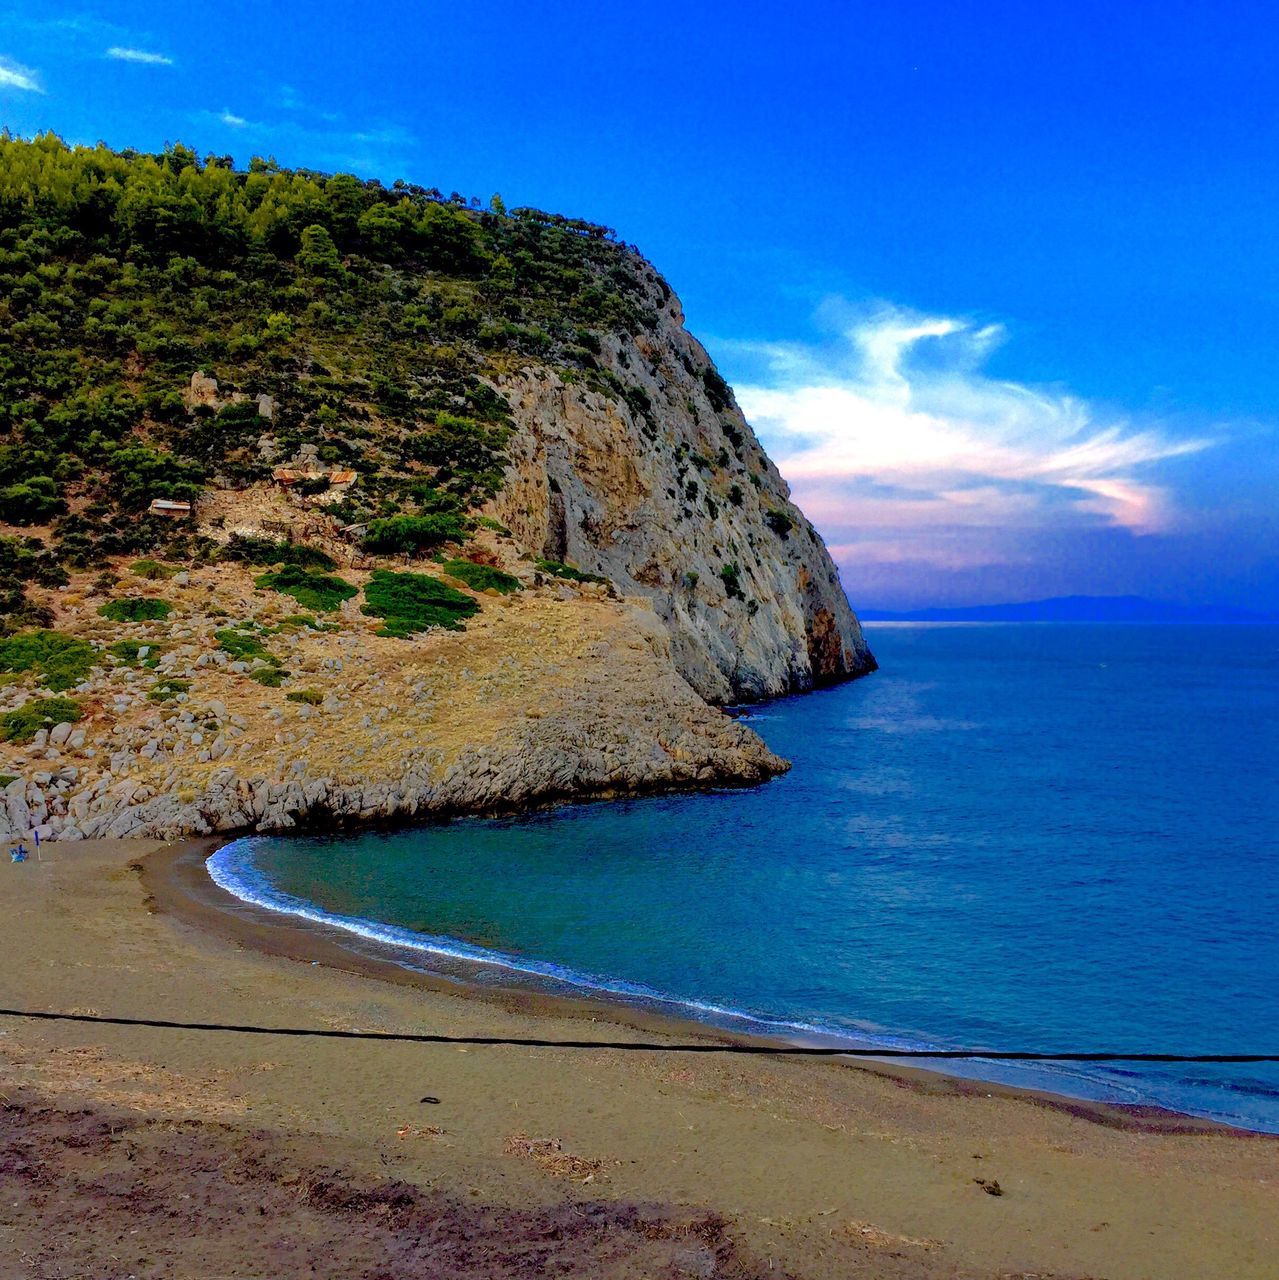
[859,595,1277,623]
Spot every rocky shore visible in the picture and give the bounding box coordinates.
[1,560,785,842]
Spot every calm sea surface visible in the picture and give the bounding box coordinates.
[211,624,1279,1130]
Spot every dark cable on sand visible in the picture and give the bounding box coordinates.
[1,1007,1276,1062]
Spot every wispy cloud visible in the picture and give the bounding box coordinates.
[219,108,249,128]
[728,301,1217,577]
[0,55,43,93]
[106,46,172,66]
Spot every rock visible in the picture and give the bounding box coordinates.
[48,722,74,747]
[185,370,219,409]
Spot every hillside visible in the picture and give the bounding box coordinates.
[0,135,873,840]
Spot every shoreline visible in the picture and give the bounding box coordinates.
[6,835,1279,1278]
[152,834,1265,1141]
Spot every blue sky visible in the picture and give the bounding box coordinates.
[2,1,1277,609]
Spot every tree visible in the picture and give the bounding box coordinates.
[297,223,341,275]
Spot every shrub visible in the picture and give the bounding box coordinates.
[215,627,279,665]
[109,639,162,667]
[728,484,744,507]
[0,629,96,690]
[98,597,172,622]
[1,696,82,743]
[254,565,357,612]
[286,687,324,705]
[441,559,520,593]
[1,476,64,524]
[701,366,731,412]
[148,677,189,702]
[361,514,469,555]
[220,536,337,571]
[535,558,607,585]
[764,510,793,538]
[361,569,479,637]
[719,563,745,601]
[276,614,336,632]
[130,558,179,579]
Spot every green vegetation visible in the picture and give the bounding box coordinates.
[719,563,745,601]
[98,597,172,622]
[215,626,288,683]
[220,536,338,571]
[1,695,81,743]
[441,558,520,593]
[535,558,607,585]
[129,558,180,579]
[2,475,64,524]
[286,687,324,705]
[276,613,336,632]
[148,676,189,702]
[254,564,357,612]
[0,629,95,690]
[361,569,479,637]
[361,513,468,555]
[0,134,669,624]
[764,510,794,538]
[108,639,162,667]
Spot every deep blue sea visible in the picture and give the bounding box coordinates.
[210,624,1279,1131]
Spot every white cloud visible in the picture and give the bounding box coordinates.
[106,46,173,65]
[729,303,1216,578]
[0,55,43,93]
[219,108,249,127]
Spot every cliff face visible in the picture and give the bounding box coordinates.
[490,296,874,703]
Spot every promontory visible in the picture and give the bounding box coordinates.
[0,136,874,840]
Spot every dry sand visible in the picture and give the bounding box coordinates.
[1,837,1275,1279]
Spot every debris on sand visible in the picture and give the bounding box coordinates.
[502,1133,607,1182]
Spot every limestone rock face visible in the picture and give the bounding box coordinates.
[489,301,874,702]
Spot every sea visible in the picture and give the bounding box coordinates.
[209,623,1279,1132]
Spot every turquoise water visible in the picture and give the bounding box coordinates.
[210,623,1279,1131]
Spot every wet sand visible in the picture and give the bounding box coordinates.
[2,837,1276,1278]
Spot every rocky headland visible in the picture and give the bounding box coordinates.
[0,139,873,841]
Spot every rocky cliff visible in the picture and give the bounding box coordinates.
[0,139,873,841]
[492,304,874,702]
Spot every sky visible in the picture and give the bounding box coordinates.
[2,1,1277,609]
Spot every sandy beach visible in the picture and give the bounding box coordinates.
[2,837,1276,1279]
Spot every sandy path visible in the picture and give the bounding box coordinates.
[1,838,1275,1279]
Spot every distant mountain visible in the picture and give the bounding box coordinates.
[858,595,1277,623]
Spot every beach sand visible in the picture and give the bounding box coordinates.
[2,838,1275,1278]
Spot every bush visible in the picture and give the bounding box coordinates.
[764,510,793,538]
[130,558,179,579]
[719,563,745,601]
[108,639,162,667]
[148,677,189,702]
[441,559,520,593]
[286,687,324,705]
[0,629,96,691]
[1,476,64,524]
[1,696,82,743]
[361,569,479,637]
[98,597,172,622]
[215,627,278,664]
[535,558,607,585]
[361,514,469,555]
[220,536,337,571]
[254,565,357,612]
